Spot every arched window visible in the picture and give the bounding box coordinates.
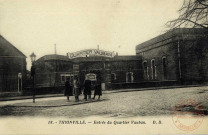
[151,59,156,80]
[126,72,134,83]
[162,56,167,80]
[143,61,149,80]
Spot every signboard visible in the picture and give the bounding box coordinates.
[73,64,79,70]
[85,73,97,81]
[67,49,117,59]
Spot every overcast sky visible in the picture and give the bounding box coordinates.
[0,0,182,69]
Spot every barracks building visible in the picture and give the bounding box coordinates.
[1,28,207,94]
[33,50,143,91]
[33,28,208,91]
[136,28,208,84]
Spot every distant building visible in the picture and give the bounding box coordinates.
[34,54,73,87]
[34,50,143,90]
[136,28,208,84]
[0,35,27,92]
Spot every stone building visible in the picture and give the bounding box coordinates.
[34,50,143,90]
[0,35,27,92]
[34,54,72,87]
[136,28,208,84]
[33,28,208,93]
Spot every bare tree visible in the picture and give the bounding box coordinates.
[167,0,208,29]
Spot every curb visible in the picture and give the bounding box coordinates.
[6,99,108,107]
[108,85,204,93]
[0,94,64,102]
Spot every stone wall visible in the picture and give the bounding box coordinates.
[179,35,208,83]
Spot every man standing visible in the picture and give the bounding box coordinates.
[92,80,102,100]
[83,80,91,101]
[73,76,81,102]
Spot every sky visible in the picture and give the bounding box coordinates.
[0,0,182,70]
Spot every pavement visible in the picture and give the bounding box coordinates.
[7,98,109,107]
[0,94,108,107]
[1,85,208,117]
[0,84,204,101]
[0,84,205,108]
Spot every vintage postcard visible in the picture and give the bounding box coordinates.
[0,0,208,134]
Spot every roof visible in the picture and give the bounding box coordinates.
[111,55,142,61]
[37,54,142,62]
[136,28,208,50]
[35,54,70,63]
[43,54,70,61]
[0,34,26,57]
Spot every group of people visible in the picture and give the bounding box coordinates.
[64,76,102,102]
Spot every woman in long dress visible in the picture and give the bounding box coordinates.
[64,78,73,101]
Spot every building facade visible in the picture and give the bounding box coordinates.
[0,35,27,92]
[136,28,208,84]
[34,50,143,90]
[33,28,208,93]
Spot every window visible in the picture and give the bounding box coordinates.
[143,61,149,80]
[17,73,22,92]
[111,73,116,83]
[162,56,167,80]
[126,72,134,83]
[151,59,156,80]
[61,74,73,83]
[61,76,65,82]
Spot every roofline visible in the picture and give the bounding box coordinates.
[136,28,208,50]
[0,34,27,58]
[36,54,70,61]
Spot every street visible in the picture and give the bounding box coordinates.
[0,86,208,118]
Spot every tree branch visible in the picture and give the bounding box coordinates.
[177,18,208,29]
[196,0,208,7]
[166,0,208,30]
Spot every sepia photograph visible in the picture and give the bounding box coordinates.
[0,0,208,134]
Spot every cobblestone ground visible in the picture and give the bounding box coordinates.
[0,86,208,118]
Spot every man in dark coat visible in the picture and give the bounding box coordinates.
[92,81,102,100]
[64,78,73,101]
[83,80,91,101]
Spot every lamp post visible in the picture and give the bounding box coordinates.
[30,52,36,103]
